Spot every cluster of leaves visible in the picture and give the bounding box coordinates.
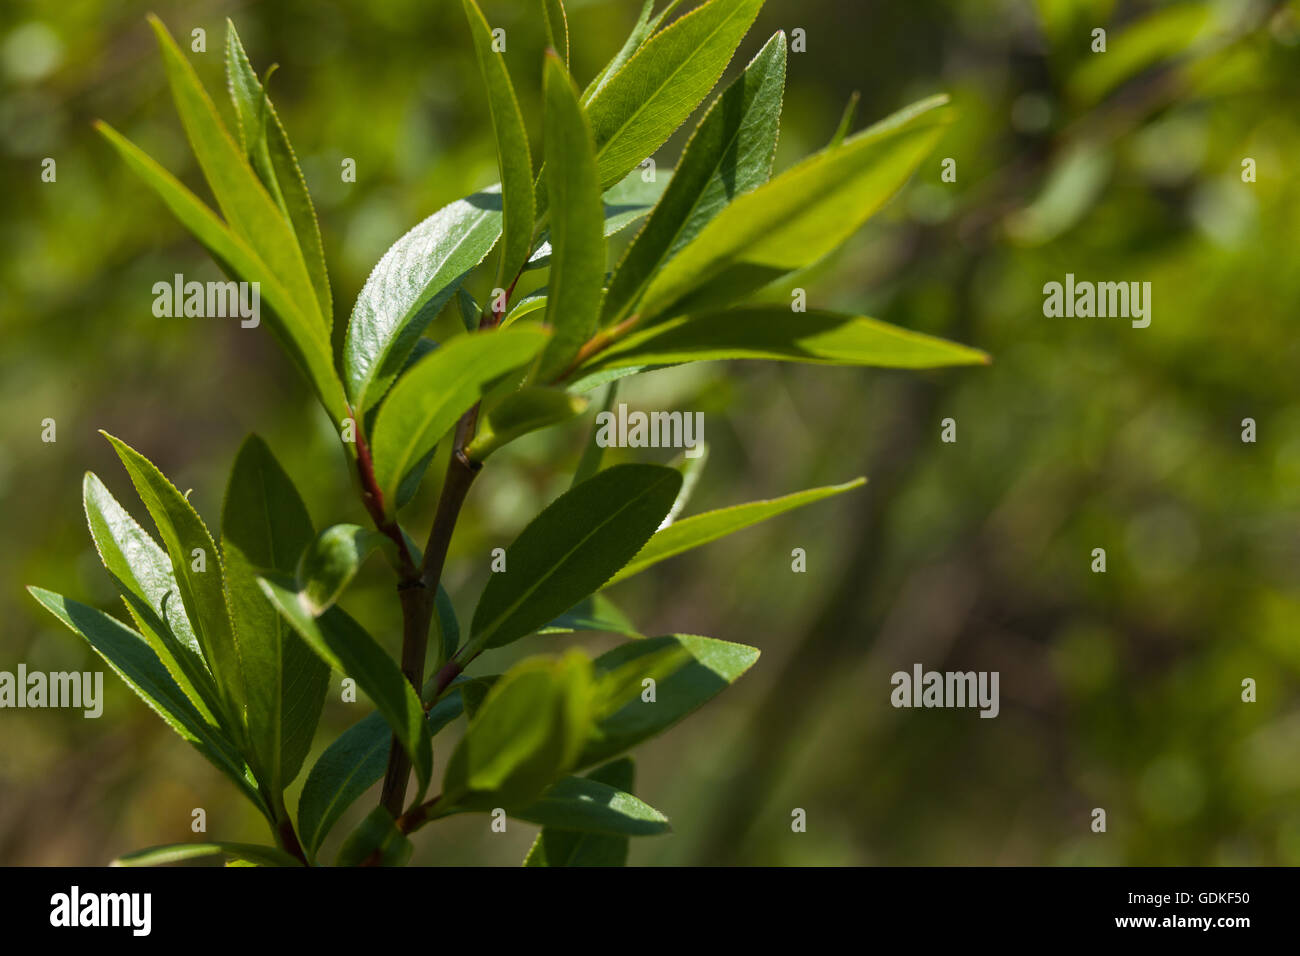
[30,0,984,866]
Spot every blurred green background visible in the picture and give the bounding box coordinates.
[3,0,1299,866]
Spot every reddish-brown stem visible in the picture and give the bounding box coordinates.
[353,424,419,578]
[395,793,443,835]
[425,657,464,708]
[554,313,641,383]
[374,268,526,827]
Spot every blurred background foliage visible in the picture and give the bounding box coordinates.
[3,0,1299,865]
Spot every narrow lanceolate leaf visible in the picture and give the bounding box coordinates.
[26,588,265,814]
[225,21,332,324]
[577,308,990,376]
[607,477,865,587]
[581,634,759,767]
[294,524,388,616]
[581,1,685,105]
[259,578,433,798]
[466,387,589,461]
[464,0,534,284]
[828,90,860,148]
[336,807,412,867]
[95,124,347,417]
[468,464,681,652]
[535,53,606,382]
[147,17,325,335]
[634,95,955,320]
[104,433,245,728]
[603,30,786,324]
[457,287,482,332]
[344,188,505,413]
[297,693,463,857]
[222,435,328,799]
[83,472,220,723]
[442,653,594,810]
[112,842,303,867]
[503,288,547,326]
[540,0,570,67]
[524,758,637,866]
[370,327,549,510]
[516,773,669,836]
[583,0,764,192]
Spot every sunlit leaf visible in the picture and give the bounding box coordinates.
[464,0,535,284]
[633,94,954,319]
[534,52,607,381]
[576,307,989,376]
[222,435,328,799]
[607,477,865,586]
[603,29,786,323]
[344,188,505,413]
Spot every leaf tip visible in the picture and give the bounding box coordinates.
[145,12,170,44]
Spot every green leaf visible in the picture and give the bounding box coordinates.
[94,123,346,417]
[457,287,482,332]
[828,90,860,148]
[344,187,505,413]
[83,472,220,723]
[603,30,786,323]
[534,52,607,382]
[458,676,499,720]
[26,587,265,815]
[577,308,989,375]
[434,584,461,665]
[336,807,412,867]
[103,433,246,727]
[297,693,463,857]
[539,593,640,638]
[112,842,303,867]
[1067,4,1219,107]
[523,758,636,866]
[259,577,432,800]
[502,287,547,326]
[468,464,681,652]
[464,0,535,284]
[566,364,658,395]
[442,652,594,810]
[370,327,549,510]
[526,168,675,270]
[466,387,588,461]
[607,477,865,587]
[600,165,674,237]
[294,523,388,616]
[633,94,955,320]
[581,634,759,766]
[225,21,332,325]
[583,0,764,191]
[516,772,668,836]
[580,1,685,105]
[540,0,569,65]
[221,436,329,801]
[147,16,325,336]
